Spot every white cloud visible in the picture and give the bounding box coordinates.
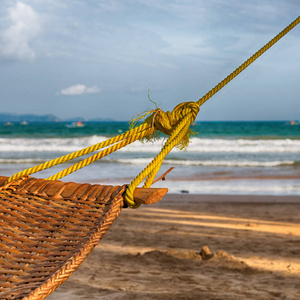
[0,2,42,61]
[59,84,86,95]
[58,84,102,96]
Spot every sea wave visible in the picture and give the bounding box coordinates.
[0,158,47,164]
[1,156,297,168]
[152,179,300,195]
[0,136,300,153]
[0,136,106,152]
[112,158,298,167]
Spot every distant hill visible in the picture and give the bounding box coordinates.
[0,113,61,123]
[0,113,117,123]
[63,117,86,122]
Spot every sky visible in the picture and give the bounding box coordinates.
[0,0,299,121]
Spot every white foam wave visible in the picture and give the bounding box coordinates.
[113,158,296,167]
[0,156,296,168]
[186,138,300,153]
[0,136,299,153]
[100,178,300,195]
[0,159,46,164]
[163,159,296,167]
[152,179,300,195]
[0,136,108,152]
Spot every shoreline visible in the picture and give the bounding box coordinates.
[162,193,300,203]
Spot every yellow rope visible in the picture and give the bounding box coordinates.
[197,16,300,107]
[6,16,300,208]
[125,112,196,208]
[124,16,300,207]
[5,123,153,183]
[46,126,155,181]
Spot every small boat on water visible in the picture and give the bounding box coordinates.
[66,121,86,128]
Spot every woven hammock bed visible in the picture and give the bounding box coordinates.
[0,175,167,300]
[0,16,299,300]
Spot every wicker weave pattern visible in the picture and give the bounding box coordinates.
[0,176,126,300]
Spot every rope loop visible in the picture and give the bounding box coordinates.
[144,101,200,150]
[124,101,200,208]
[152,101,199,134]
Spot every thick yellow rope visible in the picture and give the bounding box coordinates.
[197,16,300,107]
[125,110,197,208]
[6,16,300,208]
[124,16,300,207]
[46,126,155,181]
[5,123,153,183]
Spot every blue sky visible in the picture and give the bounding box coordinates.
[0,1,299,121]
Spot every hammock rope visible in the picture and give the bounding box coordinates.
[197,15,300,107]
[5,123,154,182]
[5,15,300,208]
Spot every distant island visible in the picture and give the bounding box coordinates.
[0,113,115,123]
[0,113,60,123]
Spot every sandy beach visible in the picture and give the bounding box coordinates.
[47,193,300,300]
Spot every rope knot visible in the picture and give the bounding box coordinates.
[146,101,199,150]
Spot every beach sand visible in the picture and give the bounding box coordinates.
[48,194,300,300]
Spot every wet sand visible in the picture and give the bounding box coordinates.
[48,194,300,300]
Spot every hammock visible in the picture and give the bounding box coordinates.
[0,175,166,300]
[0,16,299,300]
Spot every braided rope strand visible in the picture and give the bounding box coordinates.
[5,123,151,183]
[125,112,196,207]
[197,16,300,107]
[47,127,155,181]
[125,16,300,207]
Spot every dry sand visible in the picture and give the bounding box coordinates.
[48,194,300,300]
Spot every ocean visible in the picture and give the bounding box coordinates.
[0,121,299,195]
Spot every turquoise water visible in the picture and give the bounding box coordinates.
[1,121,299,138]
[1,121,299,195]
